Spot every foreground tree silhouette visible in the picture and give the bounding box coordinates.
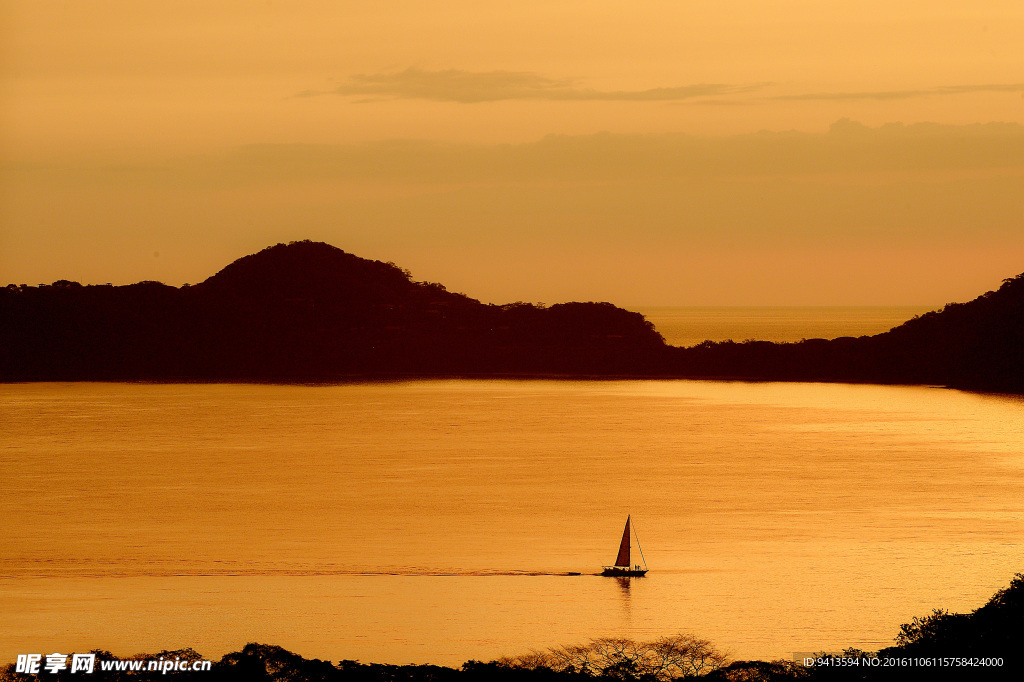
[496,634,728,680]
[880,572,1024,662]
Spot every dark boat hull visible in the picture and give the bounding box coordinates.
[601,566,648,577]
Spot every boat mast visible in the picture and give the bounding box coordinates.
[632,518,648,570]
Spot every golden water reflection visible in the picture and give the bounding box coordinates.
[2,380,1023,665]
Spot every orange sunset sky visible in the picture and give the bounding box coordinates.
[2,1,1023,305]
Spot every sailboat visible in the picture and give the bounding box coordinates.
[600,515,648,576]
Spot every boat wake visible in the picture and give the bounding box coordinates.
[2,567,586,579]
[339,570,586,577]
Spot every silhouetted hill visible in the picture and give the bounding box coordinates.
[868,274,1024,391]
[198,241,434,304]
[0,241,666,381]
[3,241,1023,389]
[668,272,1024,392]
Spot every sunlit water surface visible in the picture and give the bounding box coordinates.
[2,380,1023,666]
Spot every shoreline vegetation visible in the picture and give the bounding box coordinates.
[4,573,1023,681]
[3,240,1024,392]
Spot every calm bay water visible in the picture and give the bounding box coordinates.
[2,378,1023,666]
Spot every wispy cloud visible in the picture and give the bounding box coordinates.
[772,83,1024,102]
[297,68,1024,106]
[297,67,765,103]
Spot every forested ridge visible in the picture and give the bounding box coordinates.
[3,240,1023,392]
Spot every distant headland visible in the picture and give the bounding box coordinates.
[2,240,1023,392]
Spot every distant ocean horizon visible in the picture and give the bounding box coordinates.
[633,306,939,348]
